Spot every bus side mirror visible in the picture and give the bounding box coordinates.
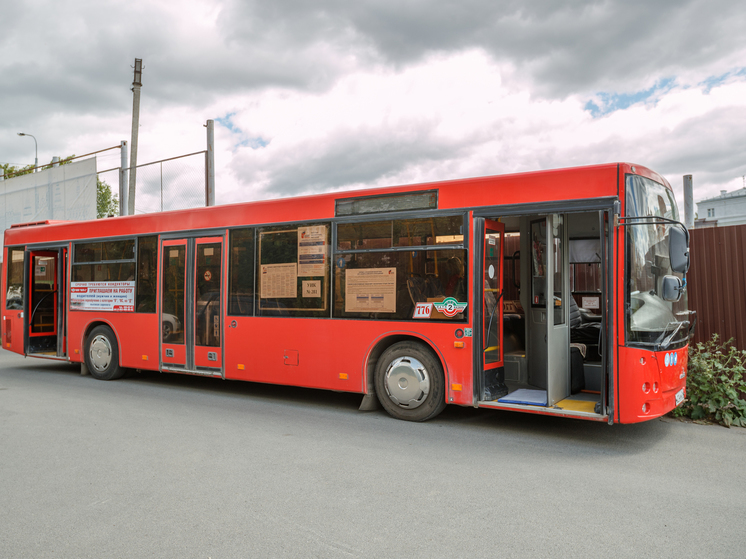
[662,275,683,302]
[669,226,690,274]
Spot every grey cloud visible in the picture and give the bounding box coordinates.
[3,0,744,131]
[219,0,746,97]
[653,106,746,191]
[2,0,744,200]
[536,104,746,202]
[231,123,472,199]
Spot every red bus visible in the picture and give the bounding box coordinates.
[2,162,692,423]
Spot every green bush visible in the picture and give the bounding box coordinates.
[673,335,746,427]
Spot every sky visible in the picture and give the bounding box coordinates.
[2,0,745,214]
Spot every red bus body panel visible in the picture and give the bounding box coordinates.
[67,311,160,368]
[617,347,688,423]
[223,317,473,404]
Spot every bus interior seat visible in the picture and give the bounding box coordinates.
[569,296,602,361]
[503,313,525,354]
[406,275,427,305]
[406,274,444,306]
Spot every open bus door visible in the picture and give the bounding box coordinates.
[526,215,569,406]
[24,247,67,357]
[160,236,224,376]
[479,219,507,400]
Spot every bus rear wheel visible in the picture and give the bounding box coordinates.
[375,341,447,422]
[85,325,125,381]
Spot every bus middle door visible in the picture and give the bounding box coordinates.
[160,236,223,376]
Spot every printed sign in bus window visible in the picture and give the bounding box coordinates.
[260,263,298,299]
[298,225,327,277]
[345,268,396,313]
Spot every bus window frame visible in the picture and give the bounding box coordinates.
[5,246,26,311]
[226,227,256,318]
[136,235,158,313]
[332,211,469,322]
[256,222,331,316]
[70,236,137,313]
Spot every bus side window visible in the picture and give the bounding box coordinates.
[228,228,255,316]
[5,248,25,310]
[257,223,331,317]
[136,236,157,313]
[71,240,136,310]
[333,216,467,321]
[256,223,330,318]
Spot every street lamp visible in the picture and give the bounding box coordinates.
[17,132,38,172]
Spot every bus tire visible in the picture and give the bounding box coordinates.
[85,325,125,381]
[374,341,447,422]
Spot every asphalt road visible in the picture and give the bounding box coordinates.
[1,348,744,558]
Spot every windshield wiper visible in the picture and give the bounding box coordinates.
[654,320,689,351]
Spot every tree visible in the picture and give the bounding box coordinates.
[1,155,73,179]
[97,178,119,218]
[1,162,34,178]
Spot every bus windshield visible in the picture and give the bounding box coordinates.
[625,175,689,349]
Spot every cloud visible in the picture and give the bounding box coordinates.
[218,0,746,97]
[1,0,745,216]
[211,51,746,210]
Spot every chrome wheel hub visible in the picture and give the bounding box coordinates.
[383,356,430,409]
[89,335,112,372]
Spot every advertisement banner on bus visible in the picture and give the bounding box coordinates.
[70,281,135,312]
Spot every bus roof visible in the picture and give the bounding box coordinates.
[4,162,665,246]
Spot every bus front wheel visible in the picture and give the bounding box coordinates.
[374,341,446,422]
[85,325,125,381]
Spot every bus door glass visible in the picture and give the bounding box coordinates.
[527,215,569,405]
[545,214,569,406]
[57,247,68,356]
[482,219,505,375]
[161,240,187,368]
[194,238,222,370]
[160,237,223,374]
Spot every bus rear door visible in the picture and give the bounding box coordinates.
[160,236,224,376]
[25,247,67,358]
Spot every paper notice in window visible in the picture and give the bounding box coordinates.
[298,225,327,277]
[582,296,600,310]
[345,268,396,313]
[260,263,297,298]
[302,280,321,298]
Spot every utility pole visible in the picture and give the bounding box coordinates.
[205,119,215,206]
[683,175,694,229]
[128,58,143,216]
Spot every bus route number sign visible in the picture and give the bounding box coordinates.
[413,302,433,319]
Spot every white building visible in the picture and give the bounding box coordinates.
[695,187,746,228]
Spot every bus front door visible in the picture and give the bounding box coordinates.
[527,215,569,406]
[160,237,223,376]
[481,219,506,400]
